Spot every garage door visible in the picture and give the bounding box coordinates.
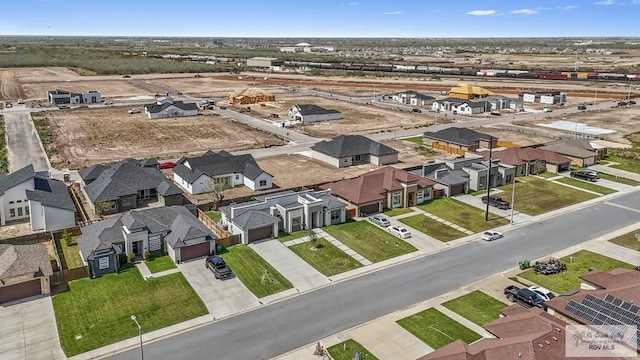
[359,203,380,216]
[248,226,273,242]
[450,184,466,196]
[181,242,210,262]
[0,279,42,304]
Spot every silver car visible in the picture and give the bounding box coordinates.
[368,215,390,227]
[387,225,411,239]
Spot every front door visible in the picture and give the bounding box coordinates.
[132,241,139,255]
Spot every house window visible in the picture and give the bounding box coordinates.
[235,174,240,180]
[506,175,513,184]
[354,155,361,161]
[9,201,14,204]
[17,200,21,203]
[259,180,267,187]
[25,206,29,216]
[109,201,117,210]
[330,209,341,222]
[9,209,15,217]
[213,176,231,187]
[478,176,486,188]
[424,188,432,199]
[17,207,23,216]
[98,257,110,270]
[392,192,402,207]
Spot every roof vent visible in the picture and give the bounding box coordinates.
[545,340,550,345]
[556,327,562,332]
[538,343,544,348]
[552,336,558,341]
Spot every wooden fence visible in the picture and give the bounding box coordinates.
[431,142,466,156]
[497,140,519,148]
[196,209,241,248]
[51,267,89,286]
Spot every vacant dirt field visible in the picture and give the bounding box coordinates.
[144,78,289,99]
[21,80,148,99]
[40,107,281,168]
[475,127,556,147]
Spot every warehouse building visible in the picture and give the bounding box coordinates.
[246,57,284,71]
[520,91,567,105]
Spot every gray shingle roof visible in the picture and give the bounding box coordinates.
[423,128,491,146]
[0,244,54,280]
[0,165,35,195]
[311,135,398,158]
[233,209,279,229]
[25,177,76,211]
[539,141,597,158]
[144,100,198,114]
[79,164,110,183]
[292,104,340,116]
[395,90,435,100]
[173,151,267,184]
[422,163,470,185]
[464,101,486,109]
[82,159,182,202]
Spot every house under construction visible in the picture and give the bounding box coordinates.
[228,89,275,105]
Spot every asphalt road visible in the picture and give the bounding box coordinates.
[2,108,50,172]
[108,191,640,360]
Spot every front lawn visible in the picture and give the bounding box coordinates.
[399,214,466,242]
[400,136,424,145]
[327,339,379,360]
[205,211,221,222]
[288,238,363,276]
[52,265,208,357]
[554,177,617,195]
[608,153,640,174]
[383,207,414,217]
[418,198,509,233]
[220,245,292,298]
[598,172,640,186]
[323,221,417,262]
[499,177,598,215]
[144,255,177,273]
[537,171,557,179]
[609,229,640,251]
[277,229,314,243]
[519,250,635,293]
[397,308,482,350]
[56,237,85,269]
[442,290,506,326]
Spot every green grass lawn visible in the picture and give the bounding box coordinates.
[537,171,557,179]
[327,339,379,360]
[52,265,208,357]
[288,238,362,276]
[598,172,640,186]
[144,255,177,273]
[608,154,640,174]
[442,290,506,326]
[554,177,618,195]
[519,250,635,293]
[205,211,221,222]
[220,245,292,298]
[608,229,640,251]
[400,136,424,145]
[499,177,598,216]
[397,308,482,350]
[399,214,466,242]
[323,221,417,262]
[56,237,85,269]
[418,198,509,233]
[383,207,414,217]
[277,229,314,243]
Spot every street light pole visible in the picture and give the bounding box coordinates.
[131,315,143,360]
[510,170,516,225]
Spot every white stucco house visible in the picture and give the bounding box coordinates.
[173,150,273,195]
[47,89,101,105]
[0,165,76,232]
[288,104,342,123]
[144,97,198,119]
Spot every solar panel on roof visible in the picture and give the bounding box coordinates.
[621,302,632,310]
[630,305,640,314]
[604,294,615,303]
[612,298,623,306]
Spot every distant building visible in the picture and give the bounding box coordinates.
[47,89,101,105]
[311,135,399,168]
[449,83,493,100]
[391,90,435,106]
[246,57,284,70]
[520,91,566,104]
[288,104,342,123]
[143,97,198,119]
[423,128,496,153]
[484,95,524,111]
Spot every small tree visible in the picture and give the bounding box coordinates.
[309,232,319,250]
[204,178,231,211]
[61,230,75,246]
[94,202,112,217]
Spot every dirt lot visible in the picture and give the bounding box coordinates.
[40,107,281,168]
[475,126,557,147]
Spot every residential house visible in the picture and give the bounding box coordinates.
[320,166,435,216]
[483,147,572,176]
[520,91,567,104]
[423,128,496,153]
[79,159,183,216]
[47,89,101,105]
[448,83,494,100]
[311,135,399,168]
[391,90,435,106]
[77,206,218,277]
[173,150,273,194]
[288,104,342,123]
[0,165,76,232]
[431,97,466,113]
[453,100,486,115]
[143,97,198,119]
[539,139,606,167]
[219,189,346,244]
[0,244,53,304]
[484,94,524,111]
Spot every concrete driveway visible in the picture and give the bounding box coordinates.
[0,295,65,360]
[2,108,50,172]
[383,216,450,254]
[454,194,533,225]
[178,259,260,319]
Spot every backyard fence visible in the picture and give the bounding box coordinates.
[196,209,241,248]
[431,142,466,156]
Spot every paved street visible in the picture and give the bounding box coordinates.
[107,190,640,360]
[2,107,49,172]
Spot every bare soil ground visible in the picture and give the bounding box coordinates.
[475,127,556,147]
[21,80,147,99]
[40,107,281,168]
[144,78,289,99]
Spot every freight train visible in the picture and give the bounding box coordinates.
[283,61,640,82]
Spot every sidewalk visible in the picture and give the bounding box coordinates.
[590,164,640,182]
[134,261,181,280]
[314,228,372,265]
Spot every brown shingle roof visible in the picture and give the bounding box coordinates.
[0,244,53,280]
[484,147,572,166]
[579,268,640,289]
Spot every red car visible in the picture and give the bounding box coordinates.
[158,162,176,169]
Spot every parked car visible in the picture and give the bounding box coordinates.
[627,100,636,105]
[205,256,232,279]
[490,111,501,116]
[219,106,227,110]
[411,108,422,113]
[128,108,140,114]
[542,107,552,113]
[577,105,587,110]
[77,104,89,109]
[570,170,599,182]
[481,231,503,241]
[104,101,114,105]
[17,99,24,104]
[504,285,547,310]
[5,101,12,108]
[58,105,70,109]
[528,285,556,301]
[387,225,411,239]
[618,101,628,107]
[368,215,390,227]
[157,161,176,169]
[123,74,131,78]
[481,195,510,210]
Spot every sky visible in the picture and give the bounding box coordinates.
[0,0,638,38]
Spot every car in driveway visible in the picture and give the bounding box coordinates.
[128,108,140,114]
[528,285,556,301]
[387,225,411,239]
[77,104,89,109]
[368,215,390,227]
[205,256,232,279]
[481,231,503,241]
[158,161,176,169]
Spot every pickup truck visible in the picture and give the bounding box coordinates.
[504,285,547,310]
[481,195,510,210]
[205,256,232,279]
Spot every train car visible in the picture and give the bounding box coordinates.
[441,68,461,75]
[319,63,332,69]
[378,64,394,72]
[517,72,539,79]
[416,66,430,73]
[362,64,377,71]
[346,63,363,70]
[460,69,477,76]
[539,73,567,80]
[427,66,442,73]
[308,62,322,68]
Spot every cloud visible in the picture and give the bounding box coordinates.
[536,6,553,10]
[340,2,357,5]
[595,0,614,4]
[466,10,496,16]
[559,5,577,9]
[511,8,537,14]
[382,10,402,15]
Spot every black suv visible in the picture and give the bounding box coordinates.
[205,256,232,279]
[577,105,587,110]
[481,195,510,210]
[570,170,599,182]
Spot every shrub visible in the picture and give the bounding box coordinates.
[129,253,136,263]
[143,251,151,260]
[62,230,75,246]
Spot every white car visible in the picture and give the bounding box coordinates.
[368,215,390,227]
[481,231,503,241]
[387,225,411,239]
[128,108,140,114]
[529,285,556,301]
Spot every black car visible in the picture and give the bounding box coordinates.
[411,108,422,113]
[570,170,599,182]
[205,256,232,279]
[577,105,587,110]
[628,100,636,105]
[481,195,510,210]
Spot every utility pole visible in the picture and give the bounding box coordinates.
[510,171,516,225]
[628,81,632,101]
[485,136,493,221]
